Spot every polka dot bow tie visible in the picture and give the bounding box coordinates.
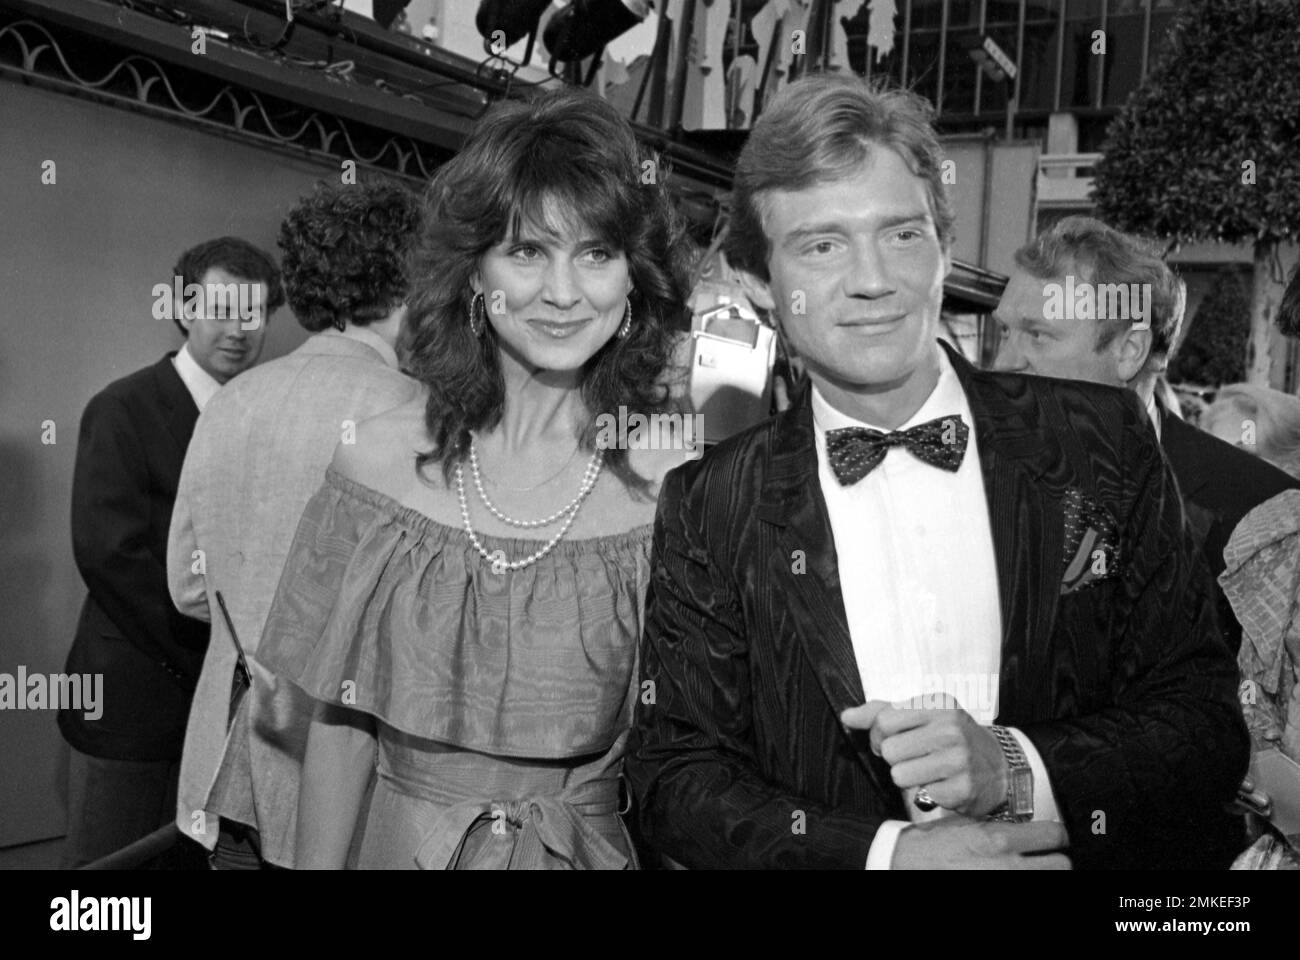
[824,416,969,485]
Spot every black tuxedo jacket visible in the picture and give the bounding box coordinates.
[59,353,211,760]
[1158,407,1300,655]
[627,342,1248,870]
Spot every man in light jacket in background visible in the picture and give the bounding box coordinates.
[168,180,423,868]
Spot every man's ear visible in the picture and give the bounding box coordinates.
[1115,324,1153,384]
[175,294,195,335]
[735,268,776,313]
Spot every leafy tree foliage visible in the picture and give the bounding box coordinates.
[1168,269,1249,387]
[1092,0,1300,387]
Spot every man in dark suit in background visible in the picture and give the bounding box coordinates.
[993,215,1300,656]
[626,75,1248,870]
[59,237,283,867]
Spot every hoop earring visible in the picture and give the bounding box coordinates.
[468,292,486,337]
[617,297,633,339]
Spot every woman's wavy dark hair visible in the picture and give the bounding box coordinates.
[404,88,694,496]
[278,179,422,332]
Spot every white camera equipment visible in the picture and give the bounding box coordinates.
[689,297,776,445]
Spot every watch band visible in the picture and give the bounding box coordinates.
[989,724,1034,822]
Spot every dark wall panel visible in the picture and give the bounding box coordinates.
[0,80,338,848]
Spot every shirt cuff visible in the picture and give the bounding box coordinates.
[1007,726,1061,822]
[865,819,910,869]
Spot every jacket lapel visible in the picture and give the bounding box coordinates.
[154,352,200,453]
[755,385,866,716]
[1158,407,1211,502]
[942,342,1066,723]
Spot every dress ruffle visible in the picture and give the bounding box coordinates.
[257,468,652,759]
[1220,489,1300,761]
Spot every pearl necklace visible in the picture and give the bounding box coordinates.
[469,439,602,528]
[456,444,604,571]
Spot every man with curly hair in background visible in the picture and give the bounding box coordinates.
[165,179,423,868]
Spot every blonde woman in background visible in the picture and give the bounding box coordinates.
[1204,384,1300,480]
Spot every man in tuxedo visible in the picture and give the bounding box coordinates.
[168,182,421,869]
[59,236,282,867]
[993,216,1300,656]
[625,75,1248,870]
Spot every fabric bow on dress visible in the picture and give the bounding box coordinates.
[414,781,629,870]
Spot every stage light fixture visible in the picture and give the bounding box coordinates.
[969,46,1005,83]
[475,0,554,63]
[542,0,651,66]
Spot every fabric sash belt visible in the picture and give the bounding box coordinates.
[410,779,627,870]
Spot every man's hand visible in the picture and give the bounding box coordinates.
[892,816,1071,869]
[840,696,1007,817]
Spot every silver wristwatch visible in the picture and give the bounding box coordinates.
[988,725,1033,822]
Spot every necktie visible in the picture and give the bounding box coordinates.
[825,416,969,485]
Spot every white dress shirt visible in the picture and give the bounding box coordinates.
[172,342,223,412]
[1145,390,1162,441]
[809,344,1060,869]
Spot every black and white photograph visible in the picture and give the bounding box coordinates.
[1,0,1298,938]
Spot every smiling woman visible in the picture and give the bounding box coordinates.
[254,87,697,870]
[472,195,631,374]
[404,88,696,494]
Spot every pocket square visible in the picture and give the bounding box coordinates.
[1061,486,1121,595]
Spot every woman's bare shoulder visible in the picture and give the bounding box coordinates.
[627,443,696,497]
[331,399,434,492]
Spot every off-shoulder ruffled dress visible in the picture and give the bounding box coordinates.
[255,468,653,869]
